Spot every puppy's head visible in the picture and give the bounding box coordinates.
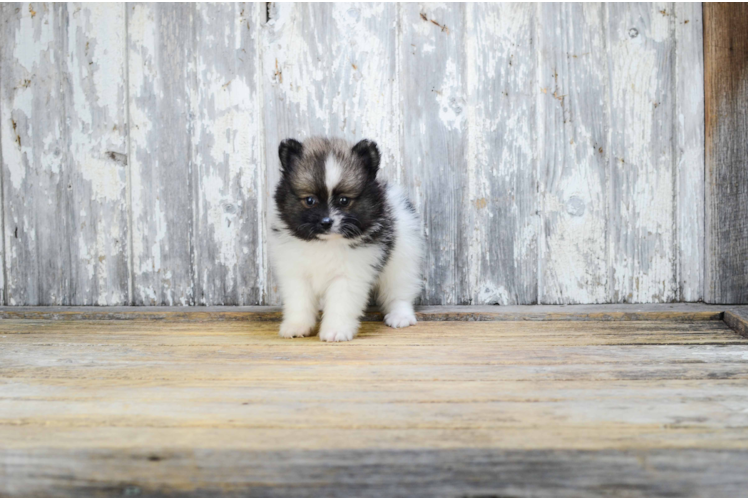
[274,137,385,241]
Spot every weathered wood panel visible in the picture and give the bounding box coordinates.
[0,5,10,306]
[401,3,469,305]
[192,3,264,305]
[606,3,676,303]
[704,3,748,304]
[64,3,130,305]
[674,3,704,302]
[537,3,609,304]
[466,4,537,305]
[0,3,129,305]
[0,2,714,306]
[0,3,67,306]
[127,3,196,305]
[261,2,400,304]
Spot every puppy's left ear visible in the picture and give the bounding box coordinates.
[279,138,303,176]
[352,139,380,179]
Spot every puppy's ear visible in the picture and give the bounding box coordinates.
[352,139,380,179]
[278,138,303,175]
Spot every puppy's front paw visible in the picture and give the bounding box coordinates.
[318,324,358,342]
[279,320,315,338]
[384,310,417,329]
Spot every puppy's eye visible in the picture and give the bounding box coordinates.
[304,196,317,207]
[338,196,350,207]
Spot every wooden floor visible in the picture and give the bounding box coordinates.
[2,306,748,496]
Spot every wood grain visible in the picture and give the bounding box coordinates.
[704,3,748,304]
[127,3,196,305]
[724,308,748,338]
[674,3,704,302]
[466,3,537,305]
[4,447,747,497]
[1,3,68,306]
[1,316,747,495]
[66,3,130,306]
[401,3,469,305]
[537,3,609,304]
[0,3,129,305]
[606,3,676,303]
[0,3,713,306]
[192,3,264,305]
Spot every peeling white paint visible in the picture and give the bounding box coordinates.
[466,3,537,305]
[435,60,465,132]
[536,4,609,304]
[0,2,707,306]
[607,3,675,302]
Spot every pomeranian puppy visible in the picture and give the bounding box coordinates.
[269,137,424,342]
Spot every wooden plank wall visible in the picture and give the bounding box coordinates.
[0,3,712,306]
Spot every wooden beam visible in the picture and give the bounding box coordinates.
[724,307,748,338]
[0,304,726,322]
[704,3,748,304]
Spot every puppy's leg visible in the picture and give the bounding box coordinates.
[382,299,417,328]
[376,247,422,329]
[278,277,318,338]
[318,278,370,342]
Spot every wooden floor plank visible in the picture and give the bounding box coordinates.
[3,447,748,497]
[2,315,748,496]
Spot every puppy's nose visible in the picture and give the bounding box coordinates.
[320,217,333,230]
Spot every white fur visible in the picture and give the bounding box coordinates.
[269,183,424,342]
[324,155,343,198]
[324,156,345,232]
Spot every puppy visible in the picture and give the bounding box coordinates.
[268,137,424,342]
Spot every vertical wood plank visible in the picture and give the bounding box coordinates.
[606,3,676,303]
[704,3,748,304]
[1,3,70,305]
[0,5,7,305]
[401,3,468,305]
[537,3,609,304]
[127,4,195,305]
[0,3,128,305]
[465,4,537,305]
[65,3,129,304]
[261,3,400,304]
[674,3,704,302]
[192,3,264,305]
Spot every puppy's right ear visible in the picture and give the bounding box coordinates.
[278,138,303,175]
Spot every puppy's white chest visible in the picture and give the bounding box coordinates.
[304,243,349,291]
[273,234,384,295]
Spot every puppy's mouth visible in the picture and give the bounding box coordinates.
[317,232,343,241]
[317,222,343,240]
